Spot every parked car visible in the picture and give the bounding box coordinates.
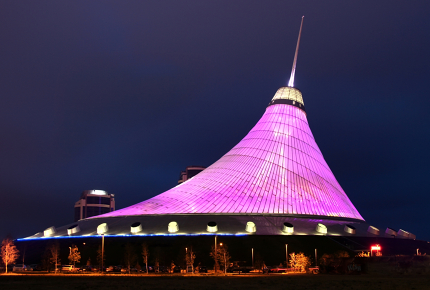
[61,265,77,271]
[13,264,27,271]
[140,265,154,272]
[79,266,93,272]
[106,265,122,272]
[198,266,208,273]
[173,266,181,273]
[27,264,42,271]
[121,267,138,273]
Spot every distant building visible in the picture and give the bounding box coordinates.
[74,190,115,222]
[178,165,206,184]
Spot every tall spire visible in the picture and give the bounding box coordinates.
[288,16,304,87]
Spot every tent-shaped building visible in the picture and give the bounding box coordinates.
[24,18,416,241]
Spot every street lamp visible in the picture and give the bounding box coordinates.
[214,235,217,273]
[252,248,254,268]
[101,234,105,272]
[315,249,318,267]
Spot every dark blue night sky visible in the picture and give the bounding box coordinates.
[1,1,429,240]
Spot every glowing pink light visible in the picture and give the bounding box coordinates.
[95,88,363,220]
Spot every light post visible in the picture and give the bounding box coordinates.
[69,247,72,266]
[101,234,105,272]
[252,248,254,268]
[214,236,217,273]
[315,249,318,267]
[185,247,188,273]
[285,244,288,267]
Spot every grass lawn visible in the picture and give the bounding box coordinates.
[1,272,429,290]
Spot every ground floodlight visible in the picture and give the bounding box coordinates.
[316,223,327,234]
[367,226,380,235]
[207,221,218,233]
[130,222,142,234]
[245,221,256,233]
[43,226,56,237]
[344,225,356,234]
[283,222,294,234]
[67,224,80,235]
[97,223,108,235]
[168,221,179,233]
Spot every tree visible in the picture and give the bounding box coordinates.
[210,245,219,273]
[295,253,311,272]
[1,238,19,273]
[49,243,61,273]
[135,262,141,272]
[335,250,350,258]
[170,260,176,273]
[289,252,310,272]
[154,258,160,273]
[185,247,196,273]
[210,244,231,274]
[41,246,52,271]
[356,251,370,258]
[218,244,231,274]
[289,253,297,270]
[141,243,149,274]
[253,252,265,272]
[87,258,92,266]
[124,243,137,274]
[68,245,81,266]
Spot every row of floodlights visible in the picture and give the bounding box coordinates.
[43,222,344,237]
[368,226,416,239]
[42,223,415,239]
[283,222,351,235]
[43,222,330,236]
[42,221,257,237]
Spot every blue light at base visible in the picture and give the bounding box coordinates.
[17,232,247,241]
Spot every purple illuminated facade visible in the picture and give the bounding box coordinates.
[25,19,427,241]
[97,87,363,220]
